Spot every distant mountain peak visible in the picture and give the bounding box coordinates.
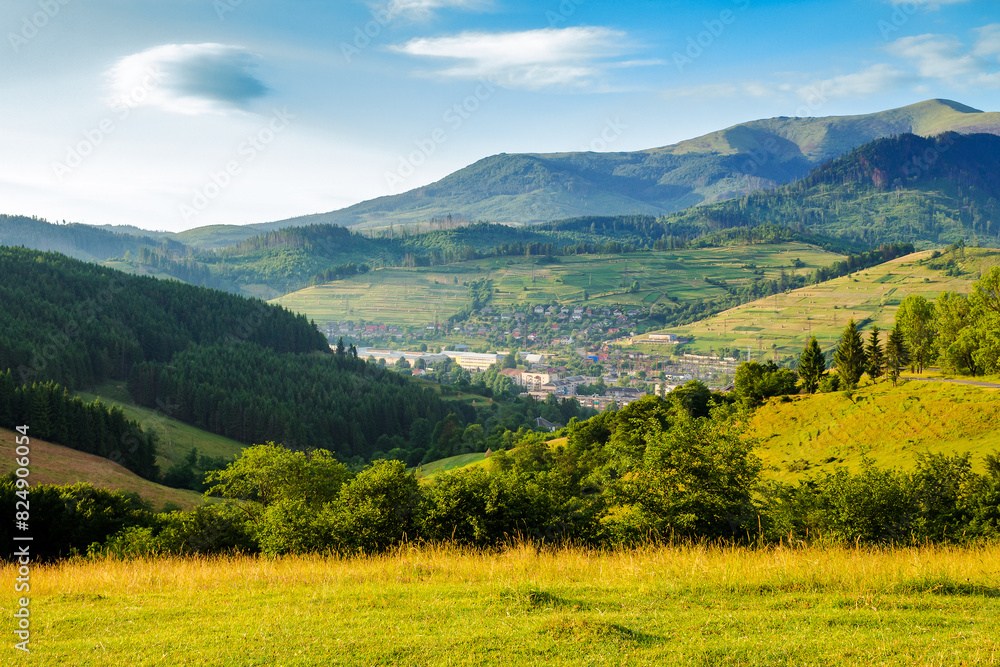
[917,98,983,114]
[242,99,1000,232]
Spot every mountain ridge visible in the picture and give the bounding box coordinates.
[260,99,1000,231]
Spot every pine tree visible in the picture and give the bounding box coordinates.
[798,336,826,393]
[834,319,865,389]
[886,325,909,387]
[336,337,346,355]
[865,326,885,382]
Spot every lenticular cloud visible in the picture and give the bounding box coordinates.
[106,43,269,116]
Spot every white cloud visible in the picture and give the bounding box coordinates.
[973,23,1000,58]
[886,34,981,80]
[385,0,489,20]
[798,64,914,100]
[107,44,268,116]
[391,27,633,89]
[662,81,787,101]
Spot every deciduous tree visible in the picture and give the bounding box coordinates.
[896,295,935,372]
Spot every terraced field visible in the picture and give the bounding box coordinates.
[634,247,1000,358]
[273,243,842,327]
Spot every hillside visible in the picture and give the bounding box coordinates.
[0,246,326,391]
[0,428,204,511]
[663,132,1000,248]
[264,99,1000,229]
[635,246,1000,358]
[751,379,1000,484]
[74,382,246,473]
[0,214,187,263]
[273,242,843,328]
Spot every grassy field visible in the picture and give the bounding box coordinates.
[5,543,1000,665]
[0,428,204,511]
[633,247,1000,358]
[752,378,1000,484]
[272,243,842,327]
[74,382,246,472]
[415,452,491,480]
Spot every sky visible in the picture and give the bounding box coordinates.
[1,0,998,232]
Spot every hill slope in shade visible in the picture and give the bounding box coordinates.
[262,99,1000,230]
[636,247,1000,358]
[662,132,1000,248]
[751,379,1000,484]
[0,428,204,511]
[74,382,246,473]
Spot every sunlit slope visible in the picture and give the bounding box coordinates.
[639,248,1000,358]
[0,428,205,510]
[751,379,1000,484]
[74,382,246,472]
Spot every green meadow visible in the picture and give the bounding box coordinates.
[74,382,246,472]
[5,543,1000,665]
[272,243,841,327]
[750,378,1000,484]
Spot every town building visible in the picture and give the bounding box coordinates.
[442,350,504,371]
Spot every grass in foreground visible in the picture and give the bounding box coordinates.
[4,543,1000,665]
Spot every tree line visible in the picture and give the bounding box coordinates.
[0,372,158,479]
[12,391,999,562]
[0,247,326,391]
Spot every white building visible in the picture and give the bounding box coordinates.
[442,350,504,371]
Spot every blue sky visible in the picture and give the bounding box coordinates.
[1,0,998,232]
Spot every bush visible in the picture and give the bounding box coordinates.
[733,361,798,407]
[817,374,841,393]
[815,461,912,543]
[326,460,422,553]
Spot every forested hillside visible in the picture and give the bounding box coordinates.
[0,247,325,390]
[664,133,1000,248]
[0,247,573,476]
[127,343,446,460]
[0,215,188,263]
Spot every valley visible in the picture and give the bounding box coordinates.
[5,92,1000,666]
[272,242,841,332]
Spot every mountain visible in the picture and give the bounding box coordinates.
[662,132,1000,248]
[263,99,1000,230]
[0,215,188,262]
